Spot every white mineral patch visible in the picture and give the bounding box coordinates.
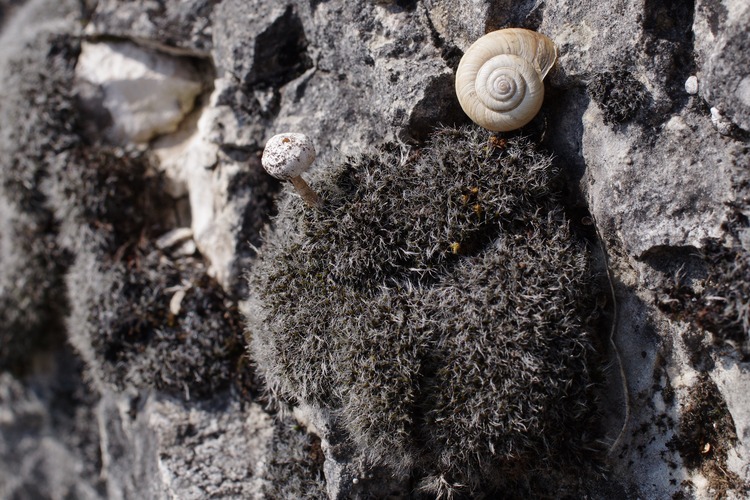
[153,83,241,291]
[76,41,203,143]
[152,105,217,198]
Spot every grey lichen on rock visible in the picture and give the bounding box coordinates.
[246,125,601,496]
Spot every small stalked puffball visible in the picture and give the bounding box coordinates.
[261,133,322,208]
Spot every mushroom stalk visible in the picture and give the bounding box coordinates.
[290,175,322,208]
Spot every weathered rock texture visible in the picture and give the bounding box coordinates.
[0,0,747,498]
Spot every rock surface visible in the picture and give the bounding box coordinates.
[0,0,747,498]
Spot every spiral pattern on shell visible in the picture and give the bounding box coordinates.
[455,29,557,132]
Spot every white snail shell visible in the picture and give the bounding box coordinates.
[455,28,557,132]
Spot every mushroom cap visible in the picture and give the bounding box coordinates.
[261,133,316,180]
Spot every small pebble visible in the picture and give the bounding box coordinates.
[169,289,187,316]
[156,227,194,250]
[684,75,698,95]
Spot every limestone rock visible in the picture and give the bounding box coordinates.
[582,107,735,258]
[0,0,748,498]
[84,0,216,56]
[693,0,750,132]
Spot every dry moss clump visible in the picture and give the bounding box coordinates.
[588,69,648,125]
[247,126,600,496]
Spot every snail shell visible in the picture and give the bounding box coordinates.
[455,28,557,132]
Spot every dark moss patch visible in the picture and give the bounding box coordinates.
[694,240,750,354]
[47,147,169,253]
[247,126,601,496]
[53,144,255,400]
[260,417,327,499]
[588,70,649,125]
[657,238,750,360]
[668,374,748,498]
[67,240,254,400]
